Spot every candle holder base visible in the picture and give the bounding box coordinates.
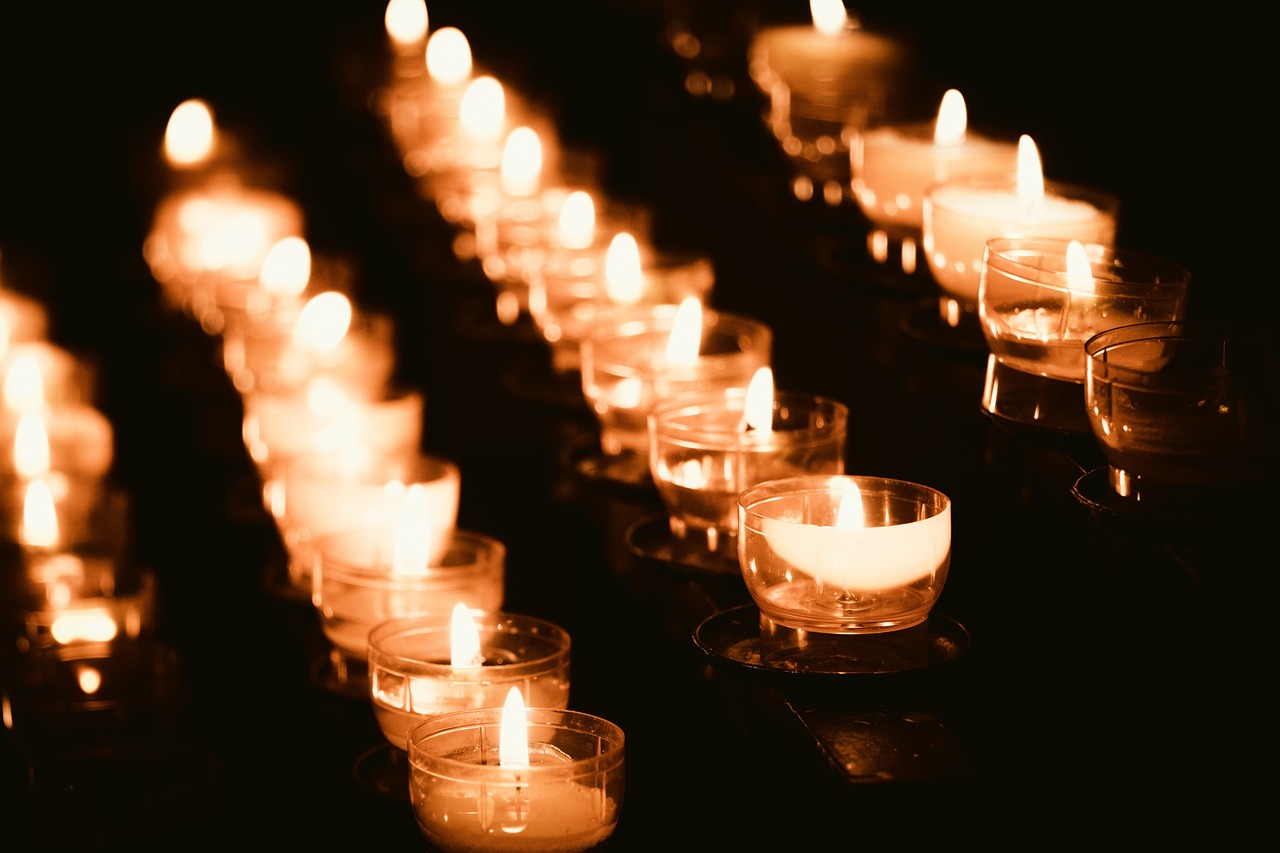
[500,351,589,413]
[260,556,312,608]
[352,741,411,802]
[980,355,1096,449]
[900,299,986,357]
[309,649,370,700]
[694,603,968,686]
[559,432,656,500]
[623,512,741,577]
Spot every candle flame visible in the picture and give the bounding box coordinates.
[933,89,967,146]
[665,297,703,366]
[259,237,312,297]
[426,27,472,85]
[558,191,595,250]
[292,291,352,352]
[742,367,775,432]
[164,99,215,167]
[1015,135,1045,222]
[22,479,58,549]
[810,0,848,35]
[1065,240,1096,294]
[52,609,119,644]
[500,127,542,198]
[4,352,45,414]
[834,479,864,529]
[459,76,505,145]
[391,483,434,576]
[498,687,530,768]
[77,665,103,695]
[384,0,428,46]
[14,413,51,478]
[450,602,485,668]
[604,233,643,303]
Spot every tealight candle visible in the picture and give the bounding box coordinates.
[738,475,951,634]
[368,606,571,750]
[408,689,624,853]
[384,0,429,75]
[580,298,771,457]
[648,367,847,555]
[923,136,1119,326]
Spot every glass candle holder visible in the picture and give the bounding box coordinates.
[1083,322,1280,500]
[738,475,952,634]
[368,611,571,751]
[580,304,772,458]
[312,528,505,661]
[648,389,847,555]
[924,178,1119,328]
[408,706,624,853]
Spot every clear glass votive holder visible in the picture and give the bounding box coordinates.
[648,389,847,556]
[738,475,952,634]
[312,528,505,662]
[368,611,571,751]
[408,706,624,853]
[580,305,772,458]
[1083,322,1280,500]
[924,178,1120,328]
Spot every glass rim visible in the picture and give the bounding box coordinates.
[368,610,571,673]
[738,474,951,518]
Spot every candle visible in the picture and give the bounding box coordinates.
[738,475,952,633]
[368,606,571,750]
[648,367,848,555]
[384,0,429,71]
[580,298,771,458]
[923,136,1120,325]
[407,691,624,853]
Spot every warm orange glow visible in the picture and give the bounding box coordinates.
[558,191,595,249]
[500,127,542,198]
[1066,240,1096,294]
[292,291,352,352]
[303,376,352,418]
[13,413,50,479]
[426,27,472,85]
[450,602,484,668]
[391,483,433,576]
[259,237,312,297]
[22,478,58,549]
[498,687,530,767]
[604,233,643,303]
[52,609,119,644]
[810,0,848,35]
[665,297,703,366]
[742,367,775,432]
[933,89,967,146]
[1016,135,1045,221]
[4,352,45,414]
[77,666,103,695]
[459,76,505,144]
[164,99,215,167]
[384,0,428,46]
[834,479,865,528]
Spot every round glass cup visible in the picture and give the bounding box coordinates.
[738,475,952,634]
[580,304,772,458]
[648,388,847,556]
[368,611,571,751]
[407,706,624,853]
[1083,321,1280,500]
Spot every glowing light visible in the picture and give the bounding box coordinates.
[604,233,643,303]
[558,191,595,249]
[742,367,775,432]
[1066,240,1096,294]
[1016,135,1045,222]
[459,76,505,144]
[810,0,848,35]
[426,27,472,85]
[391,484,434,576]
[22,479,58,549]
[52,610,118,644]
[384,0,428,46]
[665,297,703,366]
[834,479,864,529]
[450,602,484,668]
[4,352,45,414]
[292,291,352,352]
[259,237,312,297]
[500,127,542,198]
[934,89,967,146]
[13,413,50,479]
[77,666,103,695]
[164,99,215,167]
[498,687,529,768]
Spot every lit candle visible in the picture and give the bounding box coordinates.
[163,98,217,172]
[384,0,429,69]
[368,605,572,750]
[648,367,848,555]
[923,135,1120,326]
[408,689,624,853]
[738,475,952,633]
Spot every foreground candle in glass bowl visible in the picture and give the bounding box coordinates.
[1083,322,1280,501]
[368,606,571,751]
[738,475,951,633]
[580,299,772,459]
[408,689,624,853]
[648,369,847,556]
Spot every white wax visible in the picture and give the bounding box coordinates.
[246,388,423,468]
[749,25,907,103]
[283,467,459,549]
